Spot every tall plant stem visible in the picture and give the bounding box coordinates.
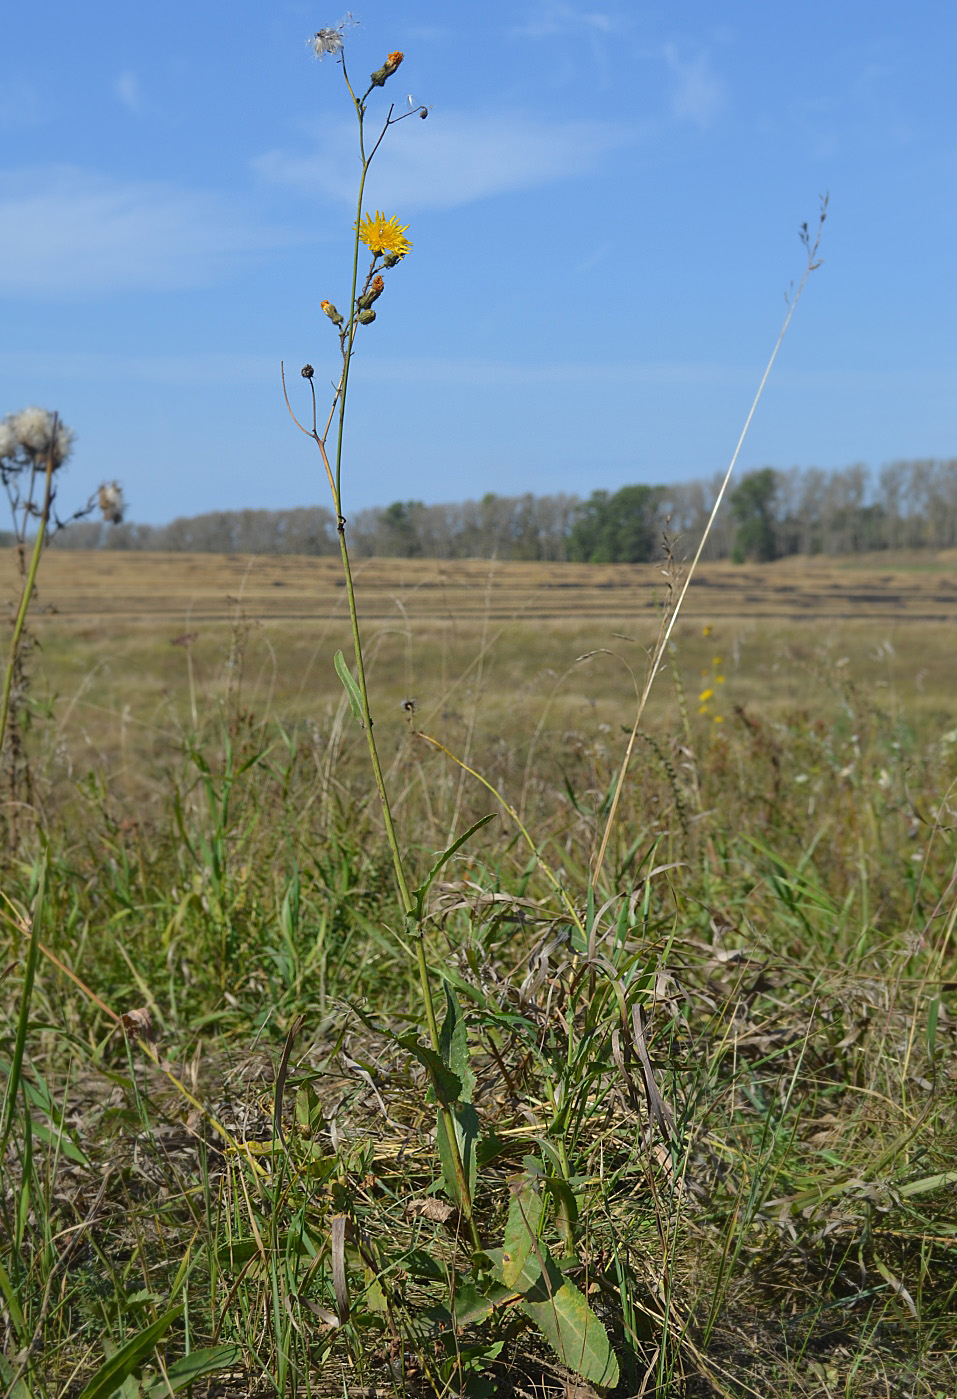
[323,447,481,1250]
[0,449,54,763]
[288,68,483,1249]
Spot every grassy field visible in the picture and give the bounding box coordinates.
[2,550,956,1398]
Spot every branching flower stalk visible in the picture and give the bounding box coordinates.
[283,33,482,1245]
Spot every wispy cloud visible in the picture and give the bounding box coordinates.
[114,71,142,114]
[255,108,634,210]
[510,1,624,38]
[0,167,299,297]
[663,45,725,130]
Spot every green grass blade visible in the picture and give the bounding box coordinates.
[142,1345,242,1396]
[76,1306,182,1399]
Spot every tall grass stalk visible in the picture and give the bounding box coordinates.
[592,198,828,886]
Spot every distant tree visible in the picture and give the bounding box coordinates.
[569,485,661,563]
[380,500,425,556]
[730,468,779,562]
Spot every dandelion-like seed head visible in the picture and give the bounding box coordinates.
[356,211,412,259]
[10,407,74,467]
[310,13,354,59]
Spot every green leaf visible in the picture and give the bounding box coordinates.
[76,1306,182,1399]
[502,1175,544,1288]
[0,1351,34,1399]
[488,1248,618,1388]
[899,1168,957,1198]
[397,1034,462,1106]
[449,1279,509,1329]
[334,649,364,725]
[541,1175,579,1255]
[142,1346,242,1397]
[440,981,475,1105]
[410,813,495,920]
[0,1253,27,1339]
[436,1101,479,1208]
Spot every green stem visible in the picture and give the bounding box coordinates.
[0,453,54,763]
[321,69,480,1251]
[336,529,412,914]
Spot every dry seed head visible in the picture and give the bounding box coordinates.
[9,407,74,466]
[310,15,355,59]
[98,481,125,524]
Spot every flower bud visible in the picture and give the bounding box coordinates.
[357,308,377,324]
[301,363,315,379]
[369,50,403,87]
[357,275,386,311]
[321,299,344,327]
[382,252,401,269]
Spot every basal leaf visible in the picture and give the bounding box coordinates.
[502,1175,544,1288]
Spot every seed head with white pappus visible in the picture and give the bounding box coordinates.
[0,421,16,461]
[4,407,74,468]
[310,14,355,59]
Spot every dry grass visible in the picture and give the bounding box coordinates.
[27,548,957,625]
[1,549,956,1398]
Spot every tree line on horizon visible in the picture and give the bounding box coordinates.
[48,457,957,563]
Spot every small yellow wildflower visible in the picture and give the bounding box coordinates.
[699,688,714,702]
[714,714,724,723]
[702,625,712,637]
[356,211,412,258]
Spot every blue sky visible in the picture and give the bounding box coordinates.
[1,1,954,524]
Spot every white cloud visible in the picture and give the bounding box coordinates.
[114,71,142,113]
[0,167,299,297]
[255,108,633,210]
[663,45,725,130]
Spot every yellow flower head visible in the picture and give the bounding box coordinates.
[699,688,714,703]
[356,211,412,258]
